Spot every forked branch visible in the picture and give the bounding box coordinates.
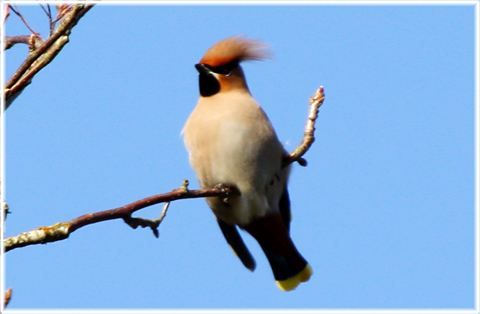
[4,182,232,252]
[3,3,95,109]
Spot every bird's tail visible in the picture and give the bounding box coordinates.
[242,213,313,291]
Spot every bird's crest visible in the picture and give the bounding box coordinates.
[199,35,271,67]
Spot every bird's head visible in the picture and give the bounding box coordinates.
[195,35,271,97]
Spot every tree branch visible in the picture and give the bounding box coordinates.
[4,34,45,51]
[4,3,95,110]
[283,86,325,168]
[123,201,170,238]
[8,5,39,35]
[4,182,233,253]
[4,86,325,252]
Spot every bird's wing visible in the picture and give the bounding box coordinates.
[279,187,291,231]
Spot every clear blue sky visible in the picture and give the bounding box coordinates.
[3,1,476,311]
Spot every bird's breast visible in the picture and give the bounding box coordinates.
[183,92,287,224]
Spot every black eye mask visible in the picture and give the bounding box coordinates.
[195,61,239,97]
[206,60,239,76]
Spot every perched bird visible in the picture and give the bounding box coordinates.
[182,35,312,291]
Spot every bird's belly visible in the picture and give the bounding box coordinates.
[207,190,269,225]
[203,122,263,189]
[197,128,272,225]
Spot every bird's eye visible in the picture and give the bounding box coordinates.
[208,60,239,76]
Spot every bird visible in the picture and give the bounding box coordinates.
[182,35,312,291]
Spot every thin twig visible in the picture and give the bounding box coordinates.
[123,202,170,238]
[9,5,38,35]
[283,86,325,168]
[39,3,54,35]
[158,201,170,224]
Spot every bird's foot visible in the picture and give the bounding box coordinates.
[213,183,238,205]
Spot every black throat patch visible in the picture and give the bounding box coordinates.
[199,72,220,97]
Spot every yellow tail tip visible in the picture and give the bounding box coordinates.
[276,264,313,291]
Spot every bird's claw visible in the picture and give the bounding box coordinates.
[214,183,234,205]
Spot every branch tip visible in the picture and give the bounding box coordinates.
[283,86,325,168]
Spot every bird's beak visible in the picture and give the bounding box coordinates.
[195,63,210,74]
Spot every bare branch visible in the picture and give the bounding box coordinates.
[123,202,170,238]
[5,35,30,50]
[4,185,233,252]
[39,3,50,19]
[4,3,95,110]
[9,5,38,35]
[39,3,54,35]
[5,35,30,49]
[4,34,44,51]
[283,86,325,168]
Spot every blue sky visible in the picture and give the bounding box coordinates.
[2,1,477,311]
